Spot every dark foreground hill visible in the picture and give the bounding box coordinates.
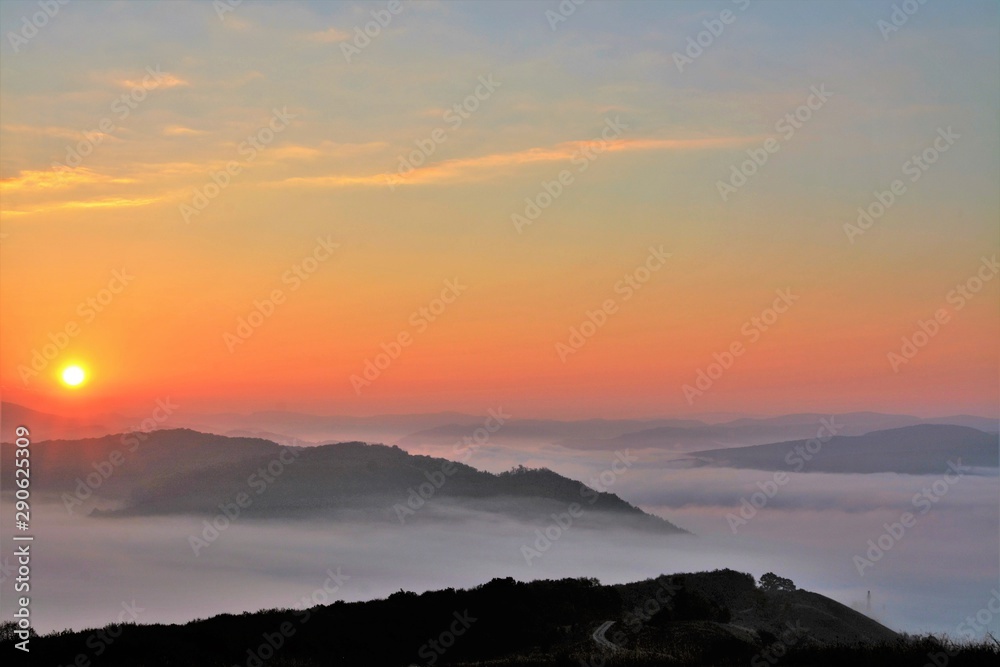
[9,570,992,667]
[0,429,684,532]
[689,424,999,474]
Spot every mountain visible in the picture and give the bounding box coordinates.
[397,417,709,445]
[0,402,125,441]
[6,400,995,452]
[553,412,998,452]
[177,409,488,445]
[399,411,999,454]
[923,414,1000,431]
[221,429,343,447]
[1,401,487,449]
[0,428,283,501]
[0,570,925,667]
[0,429,684,532]
[688,425,999,474]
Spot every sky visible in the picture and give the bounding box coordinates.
[1,0,998,419]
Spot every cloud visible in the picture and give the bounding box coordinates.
[277,135,761,189]
[0,124,86,140]
[307,27,351,42]
[3,195,165,217]
[0,166,178,217]
[162,125,208,137]
[0,168,136,193]
[269,145,323,160]
[117,73,189,89]
[221,15,255,33]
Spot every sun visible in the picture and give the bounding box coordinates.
[61,365,87,387]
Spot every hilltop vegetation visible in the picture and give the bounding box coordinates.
[7,570,991,666]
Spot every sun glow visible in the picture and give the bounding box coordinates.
[61,365,86,387]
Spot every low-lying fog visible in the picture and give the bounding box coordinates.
[2,438,997,639]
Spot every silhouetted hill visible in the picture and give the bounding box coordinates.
[0,429,684,532]
[0,401,125,441]
[0,428,282,500]
[7,400,995,453]
[397,417,708,445]
[553,413,998,452]
[689,425,999,474]
[3,570,959,667]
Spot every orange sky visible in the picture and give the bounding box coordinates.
[1,0,997,420]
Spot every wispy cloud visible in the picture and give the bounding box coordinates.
[0,168,136,193]
[162,125,208,137]
[269,145,323,160]
[277,135,762,188]
[2,195,165,217]
[1,124,86,140]
[117,73,189,89]
[307,27,351,42]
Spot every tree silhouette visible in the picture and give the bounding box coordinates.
[759,572,796,592]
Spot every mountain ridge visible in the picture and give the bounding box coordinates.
[0,428,685,533]
[688,424,999,474]
[1,570,916,666]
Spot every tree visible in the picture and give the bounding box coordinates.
[759,572,796,592]
[0,621,17,642]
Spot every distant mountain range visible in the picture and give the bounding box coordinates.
[687,424,999,474]
[0,402,124,441]
[4,401,995,452]
[0,428,684,532]
[398,411,999,453]
[1,570,919,666]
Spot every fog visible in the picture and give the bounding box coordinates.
[2,435,997,639]
[0,430,1000,635]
